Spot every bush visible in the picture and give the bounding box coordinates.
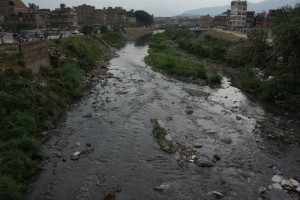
[1,150,37,181]
[61,64,83,98]
[5,137,43,159]
[239,68,262,93]
[0,111,37,140]
[0,175,24,200]
[209,74,222,84]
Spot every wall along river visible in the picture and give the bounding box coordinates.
[27,43,300,200]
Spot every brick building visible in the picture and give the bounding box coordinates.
[0,0,27,17]
[49,4,78,30]
[199,15,213,28]
[21,12,46,29]
[213,11,229,28]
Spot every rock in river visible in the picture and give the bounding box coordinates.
[194,159,214,167]
[271,175,283,183]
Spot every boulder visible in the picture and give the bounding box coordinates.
[271,175,283,183]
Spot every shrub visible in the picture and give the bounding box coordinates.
[0,111,37,140]
[5,137,43,159]
[1,150,37,181]
[209,74,222,84]
[61,64,83,98]
[0,175,24,200]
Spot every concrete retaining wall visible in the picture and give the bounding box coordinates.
[19,40,50,73]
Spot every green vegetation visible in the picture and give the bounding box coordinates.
[134,10,154,26]
[146,32,207,80]
[152,122,176,154]
[0,33,124,199]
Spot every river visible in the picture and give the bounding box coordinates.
[27,43,300,200]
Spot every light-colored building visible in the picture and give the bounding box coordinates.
[229,0,247,30]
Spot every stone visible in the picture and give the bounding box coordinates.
[214,154,221,161]
[82,113,92,118]
[271,175,283,183]
[296,187,300,193]
[272,183,283,190]
[193,143,203,148]
[153,183,169,192]
[259,186,267,194]
[71,151,81,160]
[186,110,193,115]
[290,179,300,187]
[207,191,224,199]
[74,142,81,147]
[280,180,291,187]
[194,159,214,167]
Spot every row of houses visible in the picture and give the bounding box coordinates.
[0,0,137,30]
[156,1,300,31]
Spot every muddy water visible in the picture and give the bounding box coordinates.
[28,43,300,200]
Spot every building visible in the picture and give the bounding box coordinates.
[245,11,255,28]
[255,11,266,28]
[229,0,247,30]
[199,15,213,28]
[0,0,27,17]
[74,4,96,26]
[21,12,46,29]
[213,11,229,28]
[49,4,78,30]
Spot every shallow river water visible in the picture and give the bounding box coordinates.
[27,43,300,200]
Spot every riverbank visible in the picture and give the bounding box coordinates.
[0,33,124,199]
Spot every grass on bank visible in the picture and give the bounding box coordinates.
[146,33,207,80]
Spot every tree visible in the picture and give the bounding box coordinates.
[134,10,154,26]
[28,3,39,12]
[272,6,300,73]
[81,25,94,35]
[247,29,269,66]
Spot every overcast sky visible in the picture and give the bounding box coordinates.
[22,0,266,13]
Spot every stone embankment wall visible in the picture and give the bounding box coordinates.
[19,40,50,73]
[123,28,155,41]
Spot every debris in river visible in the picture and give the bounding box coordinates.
[213,154,221,161]
[207,191,224,199]
[153,182,170,192]
[186,109,193,115]
[82,113,92,118]
[102,190,116,200]
[71,151,81,160]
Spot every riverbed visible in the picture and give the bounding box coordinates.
[27,43,300,200]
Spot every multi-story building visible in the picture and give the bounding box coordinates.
[74,5,132,28]
[49,4,78,30]
[74,4,96,26]
[229,0,247,30]
[246,11,255,28]
[255,11,266,28]
[21,12,46,29]
[213,11,230,28]
[199,15,213,28]
[0,0,27,17]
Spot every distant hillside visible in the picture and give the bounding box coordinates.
[182,0,298,16]
[144,7,180,17]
